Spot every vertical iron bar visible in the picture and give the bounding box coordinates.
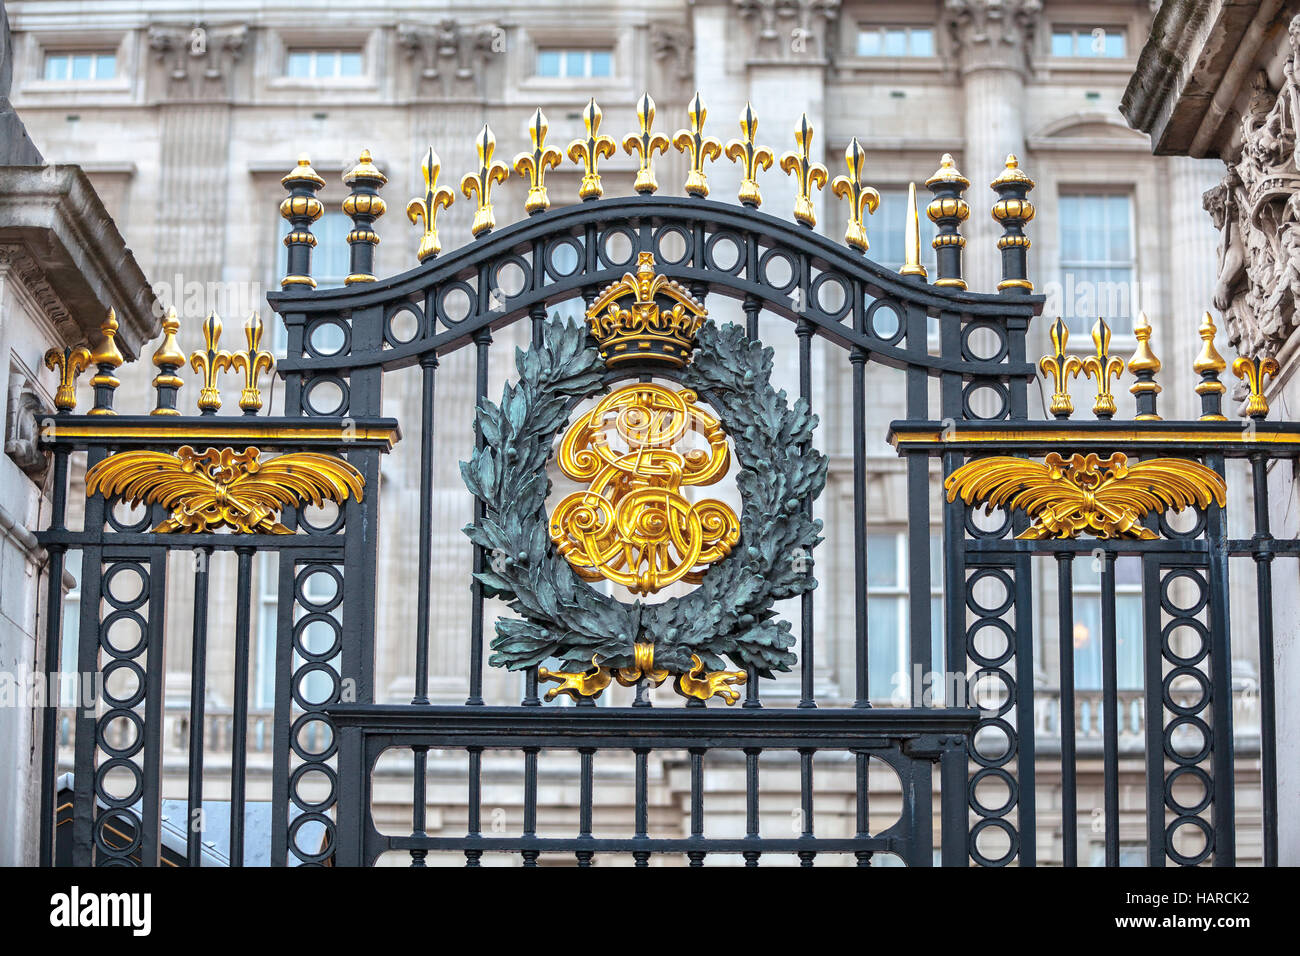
[522,747,539,866]
[468,330,491,705]
[229,546,254,866]
[799,748,815,866]
[855,751,872,866]
[1206,454,1236,865]
[186,547,212,867]
[796,317,815,708]
[71,446,107,867]
[139,550,168,867]
[1142,554,1167,866]
[577,748,594,866]
[38,446,69,867]
[688,748,704,866]
[1056,553,1078,867]
[633,748,650,867]
[414,356,438,704]
[1101,551,1119,867]
[1251,453,1278,866]
[466,747,483,865]
[851,347,869,707]
[410,745,428,867]
[744,748,760,866]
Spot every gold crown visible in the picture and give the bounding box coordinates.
[587,253,707,367]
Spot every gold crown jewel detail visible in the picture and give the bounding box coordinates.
[724,102,774,208]
[88,307,124,415]
[587,252,707,367]
[461,124,509,237]
[1233,354,1280,419]
[946,452,1227,541]
[673,91,722,198]
[513,108,563,215]
[549,382,740,596]
[1039,317,1082,419]
[830,137,881,254]
[230,312,275,415]
[676,655,747,705]
[1081,317,1124,419]
[85,445,365,534]
[624,93,670,195]
[568,98,616,201]
[780,113,828,229]
[44,344,91,412]
[406,146,454,261]
[191,312,232,414]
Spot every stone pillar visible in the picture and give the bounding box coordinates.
[945,0,1040,294]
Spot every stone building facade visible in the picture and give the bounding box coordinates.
[5,0,1265,864]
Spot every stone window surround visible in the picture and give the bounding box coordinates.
[514,26,633,99]
[14,29,134,96]
[262,27,382,92]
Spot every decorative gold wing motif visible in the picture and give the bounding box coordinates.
[944,452,1226,540]
[85,445,365,534]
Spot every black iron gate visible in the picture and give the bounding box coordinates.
[36,96,1283,866]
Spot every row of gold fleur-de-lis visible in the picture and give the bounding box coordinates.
[43,308,276,416]
[401,92,921,263]
[1038,311,1281,421]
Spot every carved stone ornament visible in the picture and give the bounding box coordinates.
[1206,16,1300,360]
[944,0,1042,73]
[397,19,502,97]
[732,0,841,62]
[147,22,247,98]
[4,371,53,484]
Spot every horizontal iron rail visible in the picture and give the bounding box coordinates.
[36,530,348,552]
[967,538,1300,557]
[381,836,901,855]
[37,415,402,451]
[890,420,1300,455]
[327,704,980,750]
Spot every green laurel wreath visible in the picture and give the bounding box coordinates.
[461,316,826,678]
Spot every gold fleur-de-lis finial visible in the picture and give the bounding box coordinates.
[43,344,91,413]
[406,146,455,261]
[673,91,723,198]
[830,137,880,253]
[1128,311,1163,421]
[1194,311,1228,421]
[779,113,828,228]
[229,312,276,415]
[723,102,774,208]
[1081,317,1124,419]
[151,306,186,416]
[623,93,670,194]
[514,108,563,214]
[460,124,510,237]
[191,312,232,414]
[1233,354,1280,420]
[1039,317,1083,418]
[568,98,617,201]
[88,307,125,415]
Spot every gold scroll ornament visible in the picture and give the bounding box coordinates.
[945,452,1226,540]
[548,383,740,596]
[85,445,364,534]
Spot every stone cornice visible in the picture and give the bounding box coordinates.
[944,0,1041,76]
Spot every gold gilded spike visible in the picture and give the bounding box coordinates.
[779,113,828,229]
[43,344,91,412]
[900,183,927,277]
[567,98,617,201]
[1039,317,1082,418]
[1081,318,1124,419]
[673,91,722,198]
[623,93,670,195]
[723,102,774,208]
[830,137,881,253]
[945,452,1227,541]
[88,307,124,415]
[151,306,186,416]
[614,642,670,688]
[191,312,232,414]
[406,146,455,261]
[675,654,747,705]
[230,313,275,415]
[1128,312,1163,421]
[1233,354,1280,419]
[513,108,563,215]
[1194,311,1228,421]
[84,445,365,534]
[460,124,509,237]
[538,656,614,702]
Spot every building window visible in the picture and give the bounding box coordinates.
[1059,192,1136,335]
[535,49,612,78]
[273,210,352,352]
[866,532,943,703]
[286,49,363,79]
[856,27,935,57]
[1051,27,1126,58]
[43,51,117,82]
[1070,555,1143,691]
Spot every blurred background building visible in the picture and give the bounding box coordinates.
[3,0,1265,864]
